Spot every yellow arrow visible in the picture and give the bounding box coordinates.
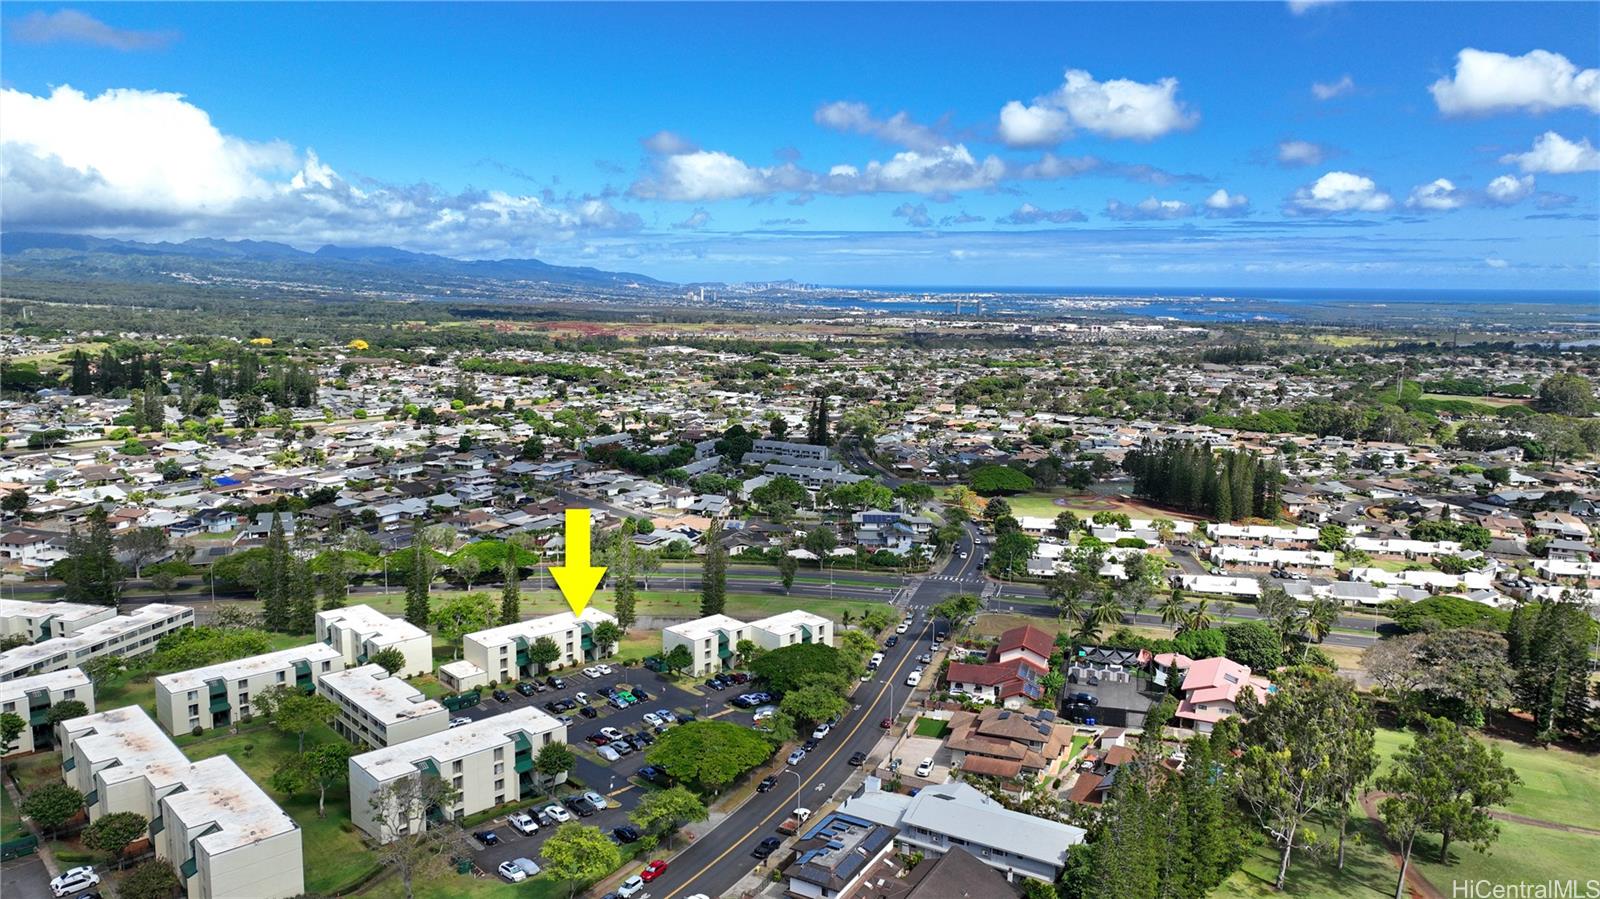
[550,508,606,616]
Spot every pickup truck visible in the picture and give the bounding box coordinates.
[777,807,813,835]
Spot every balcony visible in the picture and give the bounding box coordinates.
[208,696,230,714]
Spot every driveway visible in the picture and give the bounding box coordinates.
[0,854,54,899]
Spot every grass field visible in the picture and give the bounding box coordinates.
[912,717,950,739]
[1420,392,1531,408]
[1001,490,1202,523]
[357,588,880,629]
[1,780,24,840]
[1216,815,1397,898]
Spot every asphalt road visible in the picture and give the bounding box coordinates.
[644,524,983,899]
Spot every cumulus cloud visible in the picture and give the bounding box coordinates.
[1287,0,1340,14]
[998,68,1197,146]
[1406,178,1467,211]
[1485,173,1535,205]
[0,85,639,253]
[640,130,699,156]
[1485,257,1510,268]
[940,211,985,226]
[1499,131,1600,174]
[891,202,933,228]
[671,208,712,230]
[1203,189,1250,217]
[1277,140,1327,167]
[996,203,1087,225]
[1311,74,1355,100]
[1288,171,1395,214]
[1430,48,1600,115]
[1104,196,1195,221]
[9,9,176,50]
[814,101,945,152]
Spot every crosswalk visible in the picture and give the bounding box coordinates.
[925,574,983,583]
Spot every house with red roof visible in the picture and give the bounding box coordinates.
[1174,656,1273,734]
[944,625,1052,707]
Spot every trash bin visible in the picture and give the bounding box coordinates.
[455,857,472,875]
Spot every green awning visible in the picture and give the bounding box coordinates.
[293,659,312,676]
[415,759,440,778]
[84,790,97,806]
[180,857,197,879]
[150,817,164,836]
[63,757,75,772]
[209,697,230,713]
[515,754,534,774]
[29,706,50,726]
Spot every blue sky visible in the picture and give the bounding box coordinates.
[2,2,1597,289]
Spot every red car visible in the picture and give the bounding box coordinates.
[640,860,669,882]
[879,717,893,729]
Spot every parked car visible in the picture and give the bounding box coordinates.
[655,709,677,723]
[496,860,529,883]
[905,670,922,687]
[506,858,540,878]
[574,691,590,705]
[534,808,558,828]
[586,732,613,746]
[632,686,651,700]
[613,824,642,843]
[583,790,608,812]
[917,652,932,664]
[579,705,598,718]
[786,747,807,765]
[642,712,663,727]
[885,635,899,647]
[802,737,819,752]
[896,621,909,633]
[545,676,566,689]
[616,876,646,898]
[473,830,500,846]
[848,751,867,767]
[515,682,536,697]
[757,774,778,793]
[1067,692,1100,707]
[493,689,511,703]
[610,740,634,756]
[811,722,831,739]
[638,765,674,786]
[50,867,100,897]
[449,716,472,728]
[562,796,595,818]
[752,836,783,859]
[753,706,777,722]
[915,757,935,778]
[508,812,538,836]
[543,803,573,823]
[583,666,602,678]
[640,860,669,882]
[596,663,614,675]
[879,716,893,729]
[597,744,622,762]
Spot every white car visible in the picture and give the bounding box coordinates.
[616,875,647,897]
[753,705,777,722]
[50,867,100,897]
[642,712,663,727]
[583,666,602,678]
[905,670,922,687]
[931,641,943,652]
[449,716,472,728]
[497,860,528,883]
[508,812,538,835]
[599,726,626,741]
[543,803,573,823]
[574,691,590,705]
[811,722,831,739]
[895,621,909,633]
[596,663,613,675]
[597,745,622,762]
[915,757,935,778]
[583,790,608,811]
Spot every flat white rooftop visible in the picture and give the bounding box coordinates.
[319,664,443,723]
[1,604,192,675]
[0,599,111,629]
[155,642,343,693]
[352,706,563,782]
[664,614,747,641]
[465,607,615,647]
[318,604,428,646]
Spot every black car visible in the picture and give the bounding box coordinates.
[535,809,557,827]
[493,689,511,703]
[1067,692,1100,707]
[752,836,783,859]
[546,676,565,689]
[757,774,778,793]
[848,751,867,767]
[515,682,536,696]
[706,675,728,689]
[729,672,751,684]
[802,738,819,752]
[545,701,564,713]
[613,825,642,843]
[473,830,500,846]
[631,686,651,701]
[579,705,599,718]
[885,635,899,648]
[563,796,595,818]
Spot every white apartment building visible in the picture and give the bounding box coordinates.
[0,599,116,642]
[348,707,567,842]
[662,610,835,676]
[153,643,345,736]
[461,607,617,686]
[59,707,305,899]
[318,664,447,749]
[1208,524,1319,548]
[0,603,194,681]
[315,604,434,677]
[0,667,92,756]
[662,614,752,677]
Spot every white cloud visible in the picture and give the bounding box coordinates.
[1203,188,1250,217]
[640,130,698,156]
[671,208,711,230]
[891,202,933,228]
[814,101,945,152]
[1499,131,1600,174]
[824,144,1006,195]
[1288,171,1394,214]
[1406,178,1466,211]
[997,68,1197,146]
[996,203,1086,225]
[1430,48,1600,115]
[1277,140,1327,167]
[1287,0,1339,14]
[0,84,639,253]
[1311,74,1355,100]
[631,150,783,201]
[1105,196,1195,221]
[1485,257,1510,268]
[9,9,176,50]
[1485,173,1535,205]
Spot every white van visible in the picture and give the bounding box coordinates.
[868,652,885,670]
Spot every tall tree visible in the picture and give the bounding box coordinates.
[542,824,622,899]
[116,526,169,578]
[498,550,521,625]
[270,741,355,818]
[700,521,727,617]
[431,593,495,660]
[367,775,460,899]
[254,686,335,752]
[403,523,433,629]
[260,514,292,631]
[82,811,148,869]
[611,519,638,630]
[60,506,123,606]
[288,557,318,635]
[629,786,708,850]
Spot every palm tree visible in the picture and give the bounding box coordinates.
[1180,598,1213,635]
[1159,589,1187,628]
[1303,596,1338,648]
[1072,615,1103,645]
[840,609,855,629]
[1087,591,1124,631]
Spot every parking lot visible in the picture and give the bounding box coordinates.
[446,662,732,880]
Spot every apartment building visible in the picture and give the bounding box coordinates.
[662,614,752,677]
[461,607,617,685]
[153,643,345,736]
[0,667,92,756]
[0,603,194,681]
[315,604,434,677]
[348,707,567,842]
[318,664,447,749]
[0,599,116,642]
[662,610,835,677]
[1208,524,1319,549]
[59,707,305,899]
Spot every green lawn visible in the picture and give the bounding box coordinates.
[1215,815,1398,898]
[1,779,25,840]
[182,722,379,893]
[8,751,64,794]
[912,717,950,739]
[359,588,879,630]
[1412,819,1595,896]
